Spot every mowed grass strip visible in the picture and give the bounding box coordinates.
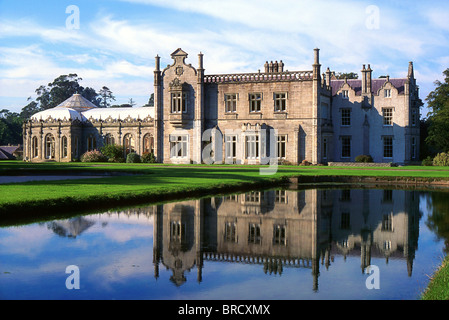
[1,161,449,208]
[421,255,449,300]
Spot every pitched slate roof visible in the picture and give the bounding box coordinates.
[0,145,21,160]
[330,78,407,96]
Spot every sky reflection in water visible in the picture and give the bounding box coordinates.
[0,188,446,300]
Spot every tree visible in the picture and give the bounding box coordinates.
[0,109,22,145]
[335,72,358,79]
[33,74,100,110]
[99,86,115,108]
[20,98,41,120]
[425,68,449,152]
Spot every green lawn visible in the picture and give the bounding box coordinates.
[1,160,449,212]
[421,255,449,300]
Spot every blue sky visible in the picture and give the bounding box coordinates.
[1,0,449,115]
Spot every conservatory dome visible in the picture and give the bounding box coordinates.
[30,107,83,122]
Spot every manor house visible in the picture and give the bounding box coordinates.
[23,48,421,165]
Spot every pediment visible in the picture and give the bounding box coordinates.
[171,48,188,58]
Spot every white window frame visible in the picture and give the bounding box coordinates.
[170,135,189,159]
[225,93,237,113]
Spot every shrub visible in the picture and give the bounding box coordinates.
[81,150,107,162]
[141,152,156,163]
[126,152,141,163]
[422,156,433,166]
[355,155,373,163]
[101,144,125,163]
[433,152,449,166]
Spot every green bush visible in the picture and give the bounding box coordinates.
[433,152,449,166]
[126,152,141,163]
[422,156,433,166]
[141,152,156,163]
[355,155,373,163]
[101,144,125,162]
[80,150,107,162]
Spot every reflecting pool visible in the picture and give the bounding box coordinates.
[0,188,447,300]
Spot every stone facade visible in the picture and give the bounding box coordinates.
[155,48,420,165]
[23,48,421,165]
[23,94,155,162]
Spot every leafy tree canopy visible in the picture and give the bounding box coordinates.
[335,72,358,79]
[425,68,449,152]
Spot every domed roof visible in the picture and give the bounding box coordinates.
[55,93,98,111]
[31,107,82,122]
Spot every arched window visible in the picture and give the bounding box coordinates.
[87,135,96,151]
[143,133,154,154]
[74,137,79,157]
[104,134,115,146]
[123,134,134,155]
[32,136,38,158]
[61,136,68,158]
[45,134,55,159]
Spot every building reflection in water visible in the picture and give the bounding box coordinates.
[152,188,421,290]
[45,189,420,291]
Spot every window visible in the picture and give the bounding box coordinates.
[248,223,261,244]
[383,190,393,203]
[383,108,393,126]
[342,90,349,99]
[341,109,351,126]
[87,135,96,152]
[322,138,328,160]
[225,135,237,159]
[273,225,286,246]
[341,136,351,158]
[411,109,417,127]
[411,137,416,160]
[340,212,351,230]
[61,136,68,158]
[171,92,187,113]
[74,137,79,157]
[123,134,134,155]
[245,135,259,159]
[274,93,287,112]
[224,222,237,243]
[104,134,115,146]
[382,214,393,231]
[321,103,329,119]
[245,191,260,203]
[170,221,185,242]
[276,135,287,159]
[340,189,351,202]
[143,134,154,154]
[383,136,393,158]
[45,134,55,159]
[384,89,391,98]
[32,136,38,158]
[249,93,262,112]
[170,135,188,158]
[225,94,237,113]
[275,190,287,203]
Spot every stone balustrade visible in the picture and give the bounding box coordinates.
[204,71,313,83]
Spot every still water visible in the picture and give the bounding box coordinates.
[0,188,448,300]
